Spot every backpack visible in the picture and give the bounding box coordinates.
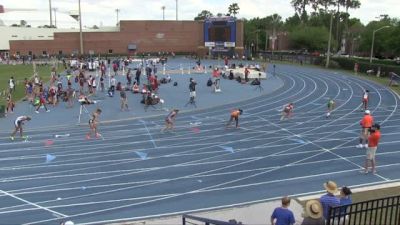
[207,79,212,87]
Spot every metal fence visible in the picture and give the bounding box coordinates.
[182,214,242,225]
[327,195,400,225]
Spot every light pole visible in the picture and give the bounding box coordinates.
[175,0,178,20]
[161,6,165,20]
[49,0,53,27]
[271,14,279,58]
[115,9,120,26]
[78,0,83,55]
[53,8,57,27]
[326,11,334,68]
[369,25,390,63]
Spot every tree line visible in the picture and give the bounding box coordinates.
[194,1,400,59]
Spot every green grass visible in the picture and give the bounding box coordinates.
[0,63,64,105]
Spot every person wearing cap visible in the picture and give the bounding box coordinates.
[362,123,381,174]
[161,109,179,132]
[320,181,340,220]
[270,196,295,225]
[356,110,374,148]
[226,108,243,128]
[301,200,325,225]
[10,116,31,141]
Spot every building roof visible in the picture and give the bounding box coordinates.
[0,26,119,51]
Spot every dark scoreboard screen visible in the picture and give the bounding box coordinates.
[208,27,231,42]
[204,17,236,44]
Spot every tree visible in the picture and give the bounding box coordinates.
[194,10,213,21]
[344,0,361,13]
[291,0,309,17]
[228,3,240,18]
[289,25,333,51]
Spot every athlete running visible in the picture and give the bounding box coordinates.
[280,103,294,121]
[326,98,336,118]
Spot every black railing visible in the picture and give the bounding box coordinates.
[327,195,400,225]
[182,214,242,225]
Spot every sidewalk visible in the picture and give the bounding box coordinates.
[0,66,283,130]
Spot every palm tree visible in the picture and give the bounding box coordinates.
[291,0,309,16]
[228,3,240,18]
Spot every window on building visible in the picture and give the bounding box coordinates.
[58,50,63,55]
[16,51,20,56]
[11,35,18,38]
[43,51,47,55]
[108,49,113,54]
[38,35,44,38]
[28,51,32,56]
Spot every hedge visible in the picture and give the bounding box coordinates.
[330,57,400,77]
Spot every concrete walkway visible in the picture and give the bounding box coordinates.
[0,58,282,131]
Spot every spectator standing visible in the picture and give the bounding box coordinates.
[362,90,369,111]
[9,76,15,93]
[320,181,340,221]
[357,110,374,148]
[135,68,141,85]
[110,76,116,92]
[120,88,129,111]
[301,200,324,225]
[362,124,381,174]
[270,196,295,225]
[6,92,15,115]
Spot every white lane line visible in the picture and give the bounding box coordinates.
[3,71,400,222]
[0,189,68,218]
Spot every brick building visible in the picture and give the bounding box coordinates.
[9,20,244,57]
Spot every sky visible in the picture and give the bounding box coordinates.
[0,0,398,28]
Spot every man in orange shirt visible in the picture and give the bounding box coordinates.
[357,110,374,148]
[226,109,243,128]
[361,124,381,174]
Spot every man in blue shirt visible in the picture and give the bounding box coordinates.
[320,181,340,220]
[271,196,295,225]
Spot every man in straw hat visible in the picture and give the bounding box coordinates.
[320,181,340,221]
[301,200,324,225]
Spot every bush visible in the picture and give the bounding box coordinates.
[333,57,400,77]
